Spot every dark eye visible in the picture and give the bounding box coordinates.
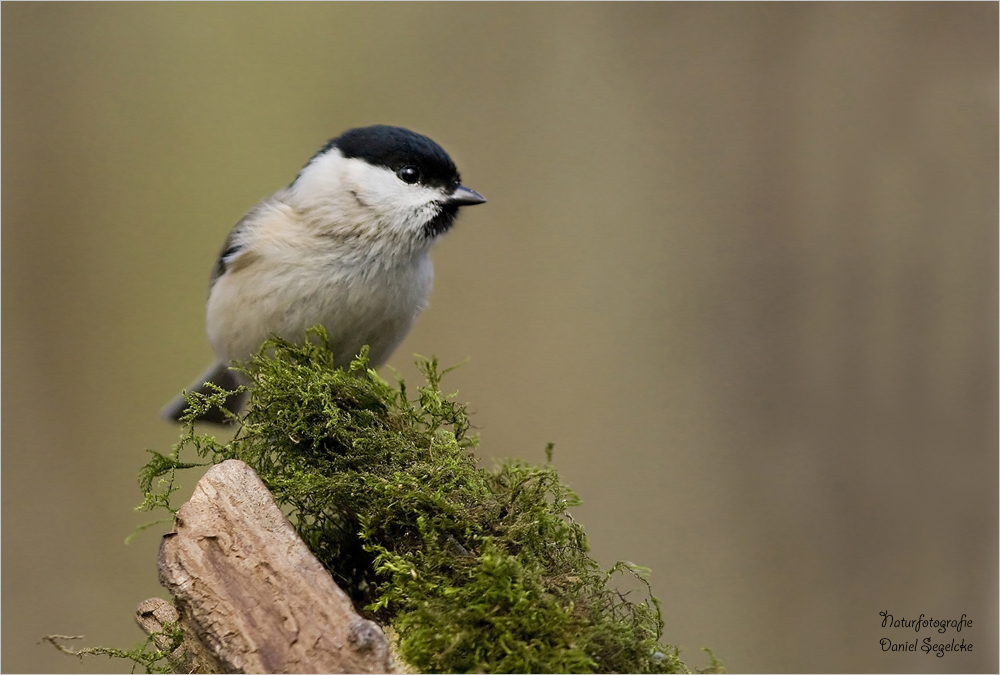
[397,166,420,184]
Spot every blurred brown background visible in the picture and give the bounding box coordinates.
[3,3,996,673]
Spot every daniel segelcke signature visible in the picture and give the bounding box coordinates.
[879,611,973,657]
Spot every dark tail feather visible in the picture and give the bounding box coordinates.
[160,361,250,425]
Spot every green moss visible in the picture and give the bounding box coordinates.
[42,625,183,675]
[139,327,720,674]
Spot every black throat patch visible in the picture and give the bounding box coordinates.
[423,203,459,239]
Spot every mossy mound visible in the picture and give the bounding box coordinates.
[141,328,716,673]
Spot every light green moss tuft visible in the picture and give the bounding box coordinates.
[138,327,721,674]
[43,626,183,675]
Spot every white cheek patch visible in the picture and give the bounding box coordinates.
[289,150,447,242]
[347,159,441,205]
[345,159,443,232]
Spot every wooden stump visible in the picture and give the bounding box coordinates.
[138,459,394,674]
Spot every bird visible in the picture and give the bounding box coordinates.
[162,125,486,424]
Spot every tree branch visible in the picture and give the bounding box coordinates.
[141,459,394,674]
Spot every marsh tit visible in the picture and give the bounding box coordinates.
[162,125,486,424]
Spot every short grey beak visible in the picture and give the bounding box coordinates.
[446,185,487,206]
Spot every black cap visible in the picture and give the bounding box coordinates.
[319,125,463,192]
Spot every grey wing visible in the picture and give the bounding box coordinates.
[209,202,267,292]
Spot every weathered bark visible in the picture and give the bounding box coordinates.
[140,459,393,674]
[135,597,224,674]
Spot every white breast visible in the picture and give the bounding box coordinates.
[206,197,435,369]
